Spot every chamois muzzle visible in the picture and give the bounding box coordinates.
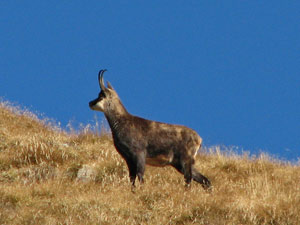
[89,99,97,109]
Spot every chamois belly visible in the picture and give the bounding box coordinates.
[146,152,174,167]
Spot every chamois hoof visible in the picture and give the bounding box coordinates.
[203,183,213,193]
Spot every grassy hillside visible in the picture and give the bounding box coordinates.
[0,101,299,225]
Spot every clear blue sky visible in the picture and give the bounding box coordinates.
[1,1,299,161]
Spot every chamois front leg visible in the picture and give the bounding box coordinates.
[125,151,146,187]
[126,159,137,187]
[136,151,146,184]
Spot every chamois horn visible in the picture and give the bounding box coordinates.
[98,69,107,91]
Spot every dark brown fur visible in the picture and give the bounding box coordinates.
[89,70,211,189]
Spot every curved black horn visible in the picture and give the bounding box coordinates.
[98,69,107,90]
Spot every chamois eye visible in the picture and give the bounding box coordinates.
[99,92,106,99]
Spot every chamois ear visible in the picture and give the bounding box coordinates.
[107,81,114,90]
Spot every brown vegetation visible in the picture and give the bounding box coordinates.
[0,101,299,224]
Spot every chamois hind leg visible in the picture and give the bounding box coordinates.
[191,167,211,190]
[172,160,211,190]
[171,159,193,187]
[183,160,193,186]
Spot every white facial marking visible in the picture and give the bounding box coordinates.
[91,101,105,112]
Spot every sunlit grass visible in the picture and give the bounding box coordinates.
[0,101,299,224]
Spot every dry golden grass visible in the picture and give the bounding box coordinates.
[0,101,299,225]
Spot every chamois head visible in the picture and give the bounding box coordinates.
[89,69,127,115]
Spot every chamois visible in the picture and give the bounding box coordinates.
[89,69,211,190]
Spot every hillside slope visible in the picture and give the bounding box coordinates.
[0,101,299,225]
